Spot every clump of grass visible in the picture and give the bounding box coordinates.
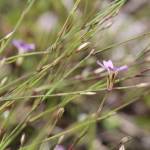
[0,0,150,150]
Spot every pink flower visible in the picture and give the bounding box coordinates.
[12,39,35,53]
[97,60,128,73]
[97,60,128,90]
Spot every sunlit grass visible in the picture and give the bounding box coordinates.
[0,0,149,149]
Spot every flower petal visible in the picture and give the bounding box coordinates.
[103,60,114,71]
[116,65,128,72]
[12,40,22,49]
[12,39,35,53]
[97,60,105,68]
[103,60,109,69]
[107,60,114,69]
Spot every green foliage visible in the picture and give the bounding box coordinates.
[0,0,149,149]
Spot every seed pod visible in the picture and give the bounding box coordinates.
[76,42,90,52]
[20,133,26,146]
[56,107,64,119]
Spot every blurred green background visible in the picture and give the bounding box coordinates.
[0,0,150,150]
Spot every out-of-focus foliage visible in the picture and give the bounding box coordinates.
[0,0,150,150]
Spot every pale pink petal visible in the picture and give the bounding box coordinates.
[103,60,114,71]
[116,65,128,72]
[107,60,114,69]
[103,60,109,69]
[12,39,35,53]
[97,60,105,68]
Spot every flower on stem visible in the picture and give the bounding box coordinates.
[97,60,128,91]
[12,39,35,54]
[12,39,35,65]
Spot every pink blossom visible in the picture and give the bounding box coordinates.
[97,60,128,73]
[97,60,128,90]
[12,39,35,53]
